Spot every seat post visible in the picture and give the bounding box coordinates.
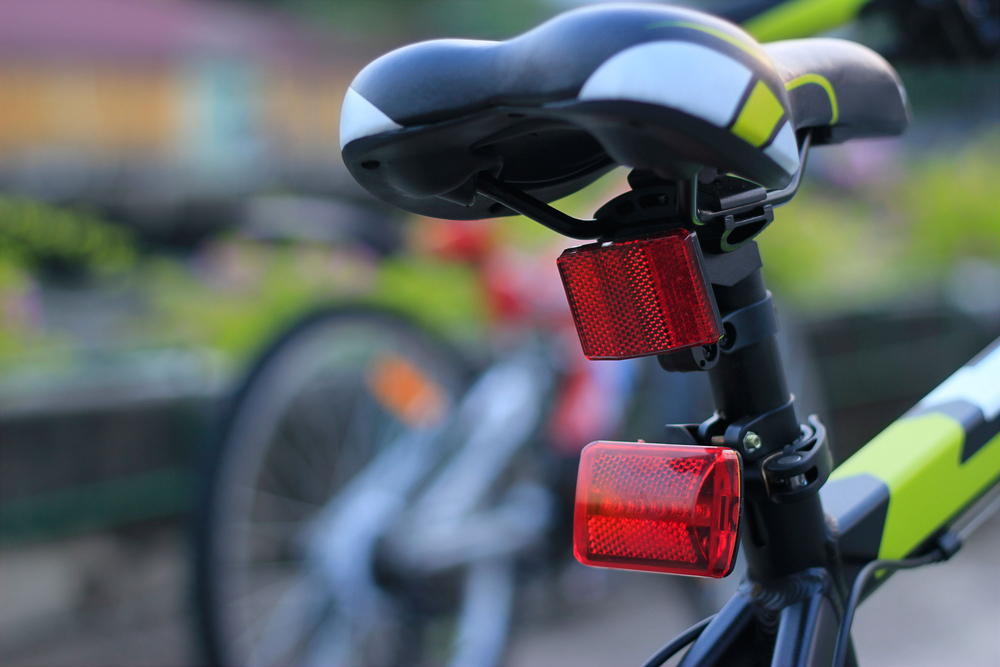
[707,269,829,582]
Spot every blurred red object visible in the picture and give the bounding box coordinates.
[417,218,495,264]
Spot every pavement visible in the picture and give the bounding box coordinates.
[1,512,998,667]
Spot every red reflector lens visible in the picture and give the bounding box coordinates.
[557,230,721,360]
[574,441,741,578]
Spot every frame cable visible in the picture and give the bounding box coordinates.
[832,531,962,667]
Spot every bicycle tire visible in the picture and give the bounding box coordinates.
[193,306,471,667]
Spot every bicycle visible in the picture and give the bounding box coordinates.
[331,2,1000,666]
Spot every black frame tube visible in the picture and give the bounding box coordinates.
[671,268,846,666]
[677,593,755,667]
[708,270,829,582]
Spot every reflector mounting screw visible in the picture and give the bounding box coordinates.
[743,431,762,453]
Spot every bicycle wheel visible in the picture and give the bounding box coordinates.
[194,307,470,667]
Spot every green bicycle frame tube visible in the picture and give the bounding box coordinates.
[744,0,876,42]
[821,339,1000,562]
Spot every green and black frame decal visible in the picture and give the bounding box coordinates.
[822,338,1000,561]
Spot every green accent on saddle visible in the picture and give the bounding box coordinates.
[646,20,768,63]
[731,81,785,147]
[831,413,1000,560]
[785,73,840,124]
[745,0,873,42]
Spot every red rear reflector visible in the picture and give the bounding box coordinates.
[574,441,741,578]
[557,230,721,360]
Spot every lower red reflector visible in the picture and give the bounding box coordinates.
[574,441,741,578]
[557,230,721,360]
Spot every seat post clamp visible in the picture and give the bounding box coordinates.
[656,291,776,373]
[760,415,833,503]
[719,291,778,355]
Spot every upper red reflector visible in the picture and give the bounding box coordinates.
[574,441,741,578]
[557,230,721,360]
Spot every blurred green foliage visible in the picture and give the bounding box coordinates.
[0,197,136,276]
[142,240,484,367]
[1,125,997,375]
[0,198,137,366]
[760,129,1000,310]
[904,135,1000,265]
[0,201,484,376]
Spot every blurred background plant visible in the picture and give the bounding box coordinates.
[762,130,1000,310]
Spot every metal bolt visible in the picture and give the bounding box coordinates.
[743,431,762,453]
[788,474,808,490]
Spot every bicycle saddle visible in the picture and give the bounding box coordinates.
[340,3,909,222]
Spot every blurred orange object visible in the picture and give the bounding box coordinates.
[366,353,448,428]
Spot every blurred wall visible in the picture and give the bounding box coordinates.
[0,0,369,211]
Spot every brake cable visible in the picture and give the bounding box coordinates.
[640,614,716,667]
[832,531,962,667]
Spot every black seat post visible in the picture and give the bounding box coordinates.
[708,269,829,582]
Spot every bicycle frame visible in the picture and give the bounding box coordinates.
[826,341,1000,564]
[660,262,1000,666]
[467,132,1000,666]
[741,0,878,42]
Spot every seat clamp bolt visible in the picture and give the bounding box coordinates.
[743,431,762,453]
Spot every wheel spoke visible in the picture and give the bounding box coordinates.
[241,488,323,516]
[242,573,326,667]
